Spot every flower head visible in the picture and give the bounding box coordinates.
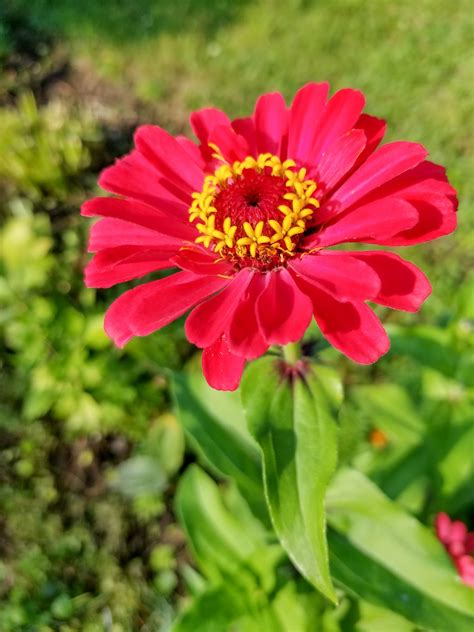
[435,512,474,588]
[82,83,457,390]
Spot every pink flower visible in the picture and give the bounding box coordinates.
[82,83,457,390]
[456,556,474,589]
[436,512,474,588]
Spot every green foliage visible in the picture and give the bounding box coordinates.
[0,413,181,630]
[327,469,474,631]
[0,92,100,203]
[346,319,474,518]
[0,105,189,628]
[174,466,341,632]
[0,203,189,438]
[171,365,474,630]
[241,357,338,602]
[172,366,264,519]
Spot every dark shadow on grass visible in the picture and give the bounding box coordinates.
[2,0,250,44]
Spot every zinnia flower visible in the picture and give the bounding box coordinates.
[82,83,457,390]
[435,512,474,588]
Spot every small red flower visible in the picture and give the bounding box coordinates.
[436,512,474,588]
[82,83,457,390]
[456,556,474,589]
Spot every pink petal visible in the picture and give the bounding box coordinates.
[449,541,467,558]
[349,251,431,312]
[309,88,366,165]
[171,247,233,276]
[82,197,194,238]
[99,150,191,208]
[465,533,474,555]
[228,273,269,359]
[231,116,257,156]
[85,247,173,288]
[320,141,428,222]
[202,334,246,392]
[384,197,457,246]
[451,520,468,543]
[368,160,458,201]
[327,155,458,244]
[87,218,184,252]
[134,125,204,193]
[353,160,458,245]
[190,107,231,145]
[104,271,230,347]
[253,92,288,156]
[208,124,250,162]
[315,129,367,195]
[353,113,387,165]
[306,198,418,248]
[289,252,381,301]
[435,512,453,545]
[185,269,252,348]
[256,268,313,345]
[287,82,329,166]
[297,282,390,364]
[175,135,207,169]
[455,556,474,588]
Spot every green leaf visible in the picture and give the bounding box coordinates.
[327,468,474,631]
[350,383,428,508]
[172,584,248,632]
[172,582,297,632]
[390,325,457,377]
[175,465,280,587]
[354,601,414,632]
[352,383,424,441]
[271,580,335,632]
[241,357,338,602]
[437,422,474,513]
[141,412,185,477]
[112,455,167,498]
[0,213,54,292]
[422,367,467,402]
[308,364,344,413]
[171,370,264,519]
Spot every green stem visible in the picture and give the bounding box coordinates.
[282,342,301,364]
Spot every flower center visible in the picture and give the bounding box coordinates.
[188,146,320,269]
[214,170,288,226]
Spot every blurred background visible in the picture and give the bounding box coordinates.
[0,1,473,630]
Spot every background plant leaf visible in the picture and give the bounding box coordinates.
[327,468,474,631]
[172,368,265,521]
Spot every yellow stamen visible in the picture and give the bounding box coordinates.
[188,146,320,263]
[214,217,238,252]
[237,221,271,257]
